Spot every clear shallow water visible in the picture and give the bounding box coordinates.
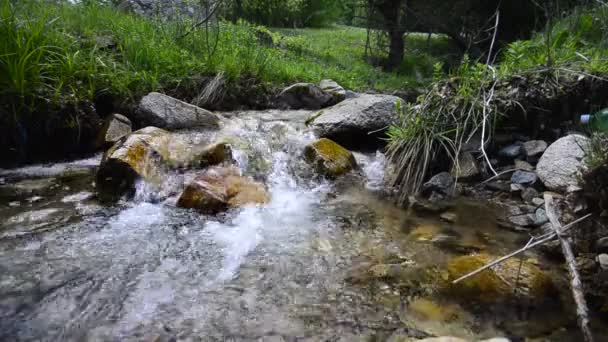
[0,110,604,341]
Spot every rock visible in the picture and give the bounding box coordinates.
[177,166,269,214]
[511,170,538,185]
[598,254,608,270]
[521,187,539,203]
[514,159,535,171]
[497,203,539,228]
[440,212,458,223]
[537,134,590,192]
[485,181,510,192]
[408,298,459,322]
[410,196,452,214]
[498,143,522,159]
[96,113,132,148]
[510,184,525,193]
[137,92,220,129]
[304,138,357,178]
[344,90,358,99]
[421,172,455,197]
[96,128,231,199]
[308,93,400,148]
[319,79,346,104]
[534,208,549,226]
[532,197,545,207]
[446,253,554,303]
[522,139,548,159]
[413,338,469,342]
[595,237,608,253]
[278,83,333,110]
[451,152,480,180]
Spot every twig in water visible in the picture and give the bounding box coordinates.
[544,194,594,342]
[452,213,592,284]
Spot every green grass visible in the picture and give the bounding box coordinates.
[273,26,456,91]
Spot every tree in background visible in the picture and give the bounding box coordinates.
[223,0,342,27]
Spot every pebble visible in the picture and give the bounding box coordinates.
[521,187,539,203]
[597,254,608,270]
[532,197,545,207]
[514,159,534,171]
[522,140,548,157]
[499,143,523,159]
[440,212,458,223]
[511,170,538,185]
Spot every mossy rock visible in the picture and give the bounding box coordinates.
[408,298,460,322]
[177,166,269,214]
[304,138,357,178]
[445,253,554,303]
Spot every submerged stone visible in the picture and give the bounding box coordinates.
[304,138,357,178]
[445,253,554,303]
[177,166,269,214]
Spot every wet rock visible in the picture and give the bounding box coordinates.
[598,254,608,270]
[413,338,467,342]
[304,138,357,178]
[319,79,346,104]
[421,172,455,197]
[451,152,480,180]
[595,237,608,253]
[523,140,548,159]
[510,183,525,193]
[177,166,269,214]
[137,92,220,129]
[198,142,233,167]
[537,134,589,192]
[446,253,554,303]
[408,223,442,241]
[278,83,333,109]
[532,197,545,207]
[521,187,539,203]
[498,143,522,159]
[514,159,534,171]
[308,93,400,148]
[0,178,58,200]
[96,113,132,148]
[511,170,537,185]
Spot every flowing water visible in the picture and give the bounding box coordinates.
[0,110,605,341]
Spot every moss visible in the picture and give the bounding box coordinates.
[409,298,460,322]
[408,223,441,241]
[304,138,357,178]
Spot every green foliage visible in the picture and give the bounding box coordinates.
[225,0,343,28]
[585,132,608,170]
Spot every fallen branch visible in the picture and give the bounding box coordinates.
[452,213,592,284]
[544,194,594,342]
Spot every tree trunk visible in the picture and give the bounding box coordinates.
[387,28,405,70]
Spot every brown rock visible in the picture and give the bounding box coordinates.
[304,138,357,178]
[177,166,269,214]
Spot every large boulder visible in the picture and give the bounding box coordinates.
[537,134,590,192]
[308,93,400,148]
[278,83,333,110]
[446,253,554,303]
[137,92,220,129]
[95,113,132,148]
[451,152,480,180]
[319,79,346,104]
[304,138,357,178]
[177,166,269,214]
[96,127,231,200]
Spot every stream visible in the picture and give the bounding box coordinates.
[0,110,604,341]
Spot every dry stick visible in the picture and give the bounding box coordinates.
[452,213,592,284]
[544,194,594,342]
[480,9,500,177]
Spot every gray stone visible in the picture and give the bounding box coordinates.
[521,187,539,203]
[511,183,525,193]
[532,197,545,207]
[523,140,548,158]
[137,92,220,129]
[486,181,510,192]
[597,254,608,270]
[511,170,538,185]
[451,152,480,179]
[97,113,132,147]
[534,208,549,226]
[309,93,400,148]
[498,143,523,159]
[537,135,590,192]
[440,212,458,223]
[278,83,333,109]
[319,79,346,104]
[514,159,534,171]
[344,90,359,99]
[421,172,455,196]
